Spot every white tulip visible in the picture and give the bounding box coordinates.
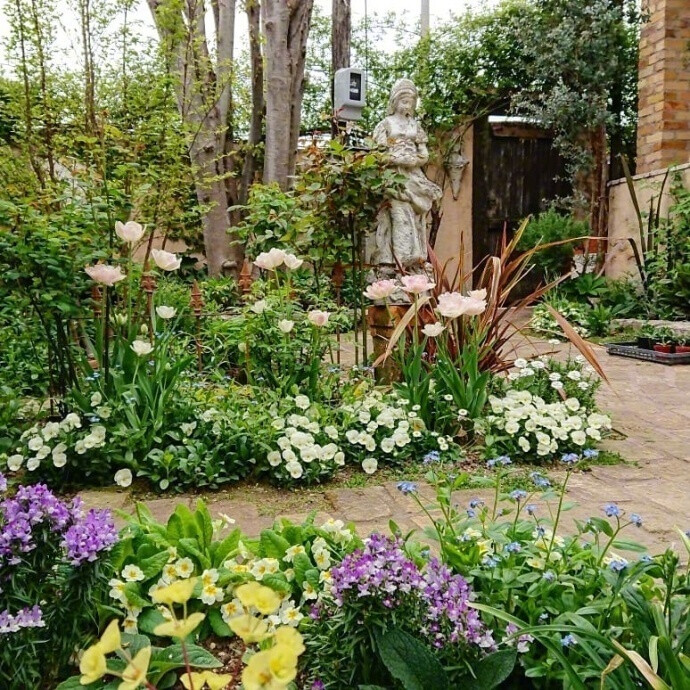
[115,220,145,244]
[151,249,181,271]
[156,305,177,319]
[131,340,154,356]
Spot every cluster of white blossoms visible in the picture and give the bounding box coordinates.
[508,355,597,395]
[341,391,452,470]
[267,395,344,481]
[485,389,612,458]
[6,411,107,474]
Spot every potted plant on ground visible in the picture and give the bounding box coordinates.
[675,337,690,354]
[637,322,657,350]
[653,326,675,354]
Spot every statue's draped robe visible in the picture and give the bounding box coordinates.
[367,115,442,268]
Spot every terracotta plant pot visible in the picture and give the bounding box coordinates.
[674,344,690,354]
[653,343,674,354]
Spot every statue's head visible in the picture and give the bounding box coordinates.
[387,78,418,117]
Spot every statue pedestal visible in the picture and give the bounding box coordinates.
[367,304,409,384]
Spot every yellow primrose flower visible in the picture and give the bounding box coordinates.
[526,556,546,569]
[79,644,107,685]
[118,645,151,690]
[181,671,234,690]
[477,539,493,557]
[154,612,205,639]
[267,644,299,685]
[99,619,121,654]
[273,626,305,656]
[228,614,271,643]
[241,650,274,690]
[151,577,198,606]
[235,581,282,615]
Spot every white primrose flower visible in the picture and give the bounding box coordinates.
[268,451,282,467]
[175,558,195,578]
[122,564,145,582]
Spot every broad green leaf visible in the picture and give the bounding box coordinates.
[465,648,517,690]
[207,608,233,637]
[376,627,449,690]
[259,529,290,560]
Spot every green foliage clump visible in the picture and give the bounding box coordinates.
[517,210,589,278]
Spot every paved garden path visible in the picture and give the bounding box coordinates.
[80,336,690,555]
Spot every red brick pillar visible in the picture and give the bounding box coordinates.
[636,0,690,174]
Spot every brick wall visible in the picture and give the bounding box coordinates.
[636,0,690,174]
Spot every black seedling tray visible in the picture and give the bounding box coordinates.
[605,341,690,365]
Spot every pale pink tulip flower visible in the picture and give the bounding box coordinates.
[151,249,181,271]
[85,264,126,286]
[363,279,399,300]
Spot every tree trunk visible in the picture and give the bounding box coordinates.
[147,0,243,276]
[331,0,350,134]
[240,0,264,203]
[262,0,314,188]
[332,0,351,76]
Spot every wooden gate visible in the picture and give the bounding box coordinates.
[472,115,571,268]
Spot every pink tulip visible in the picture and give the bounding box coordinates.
[469,288,487,301]
[363,279,399,300]
[85,264,126,286]
[437,291,487,319]
[283,253,304,270]
[400,274,436,294]
[151,249,181,271]
[115,220,145,244]
[308,310,330,327]
[422,322,445,337]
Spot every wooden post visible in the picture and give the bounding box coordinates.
[367,304,408,384]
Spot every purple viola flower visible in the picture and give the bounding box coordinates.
[311,681,325,690]
[0,473,7,493]
[0,483,117,568]
[604,503,622,518]
[583,449,599,459]
[330,534,488,651]
[560,453,580,465]
[0,605,44,635]
[62,509,118,565]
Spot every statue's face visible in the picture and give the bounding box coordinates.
[395,93,415,116]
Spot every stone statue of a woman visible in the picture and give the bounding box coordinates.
[366,78,442,277]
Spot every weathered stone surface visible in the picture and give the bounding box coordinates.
[325,486,393,522]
